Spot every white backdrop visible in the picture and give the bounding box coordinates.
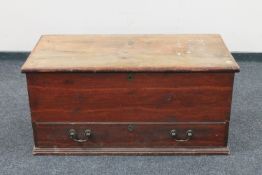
[0,0,261,52]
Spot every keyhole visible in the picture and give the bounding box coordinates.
[128,73,133,81]
[128,124,134,132]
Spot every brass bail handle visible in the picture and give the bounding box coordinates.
[170,129,193,142]
[68,129,91,143]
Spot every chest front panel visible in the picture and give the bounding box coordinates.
[27,72,234,123]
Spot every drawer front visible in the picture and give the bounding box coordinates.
[27,72,234,122]
[34,122,228,148]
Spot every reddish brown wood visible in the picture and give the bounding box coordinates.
[27,72,234,122]
[22,35,240,155]
[33,122,228,148]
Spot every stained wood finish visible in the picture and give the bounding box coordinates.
[33,147,230,155]
[21,35,239,155]
[34,122,228,148]
[27,72,234,122]
[21,34,239,73]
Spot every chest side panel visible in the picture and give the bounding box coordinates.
[26,72,234,122]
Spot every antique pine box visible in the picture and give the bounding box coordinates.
[21,34,239,155]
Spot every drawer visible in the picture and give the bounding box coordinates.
[27,72,234,122]
[33,122,228,148]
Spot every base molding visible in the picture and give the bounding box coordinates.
[33,147,230,156]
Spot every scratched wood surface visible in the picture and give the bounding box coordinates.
[21,34,239,73]
[27,72,234,122]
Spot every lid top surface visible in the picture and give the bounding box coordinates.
[21,34,239,72]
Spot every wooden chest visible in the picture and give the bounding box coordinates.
[21,34,239,155]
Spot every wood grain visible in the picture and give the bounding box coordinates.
[21,34,239,73]
[21,35,238,155]
[34,122,228,148]
[27,72,234,122]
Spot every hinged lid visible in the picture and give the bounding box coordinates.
[21,34,239,73]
